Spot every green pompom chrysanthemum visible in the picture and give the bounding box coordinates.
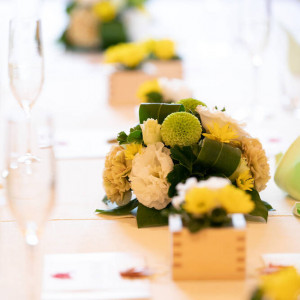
[178,98,206,113]
[161,112,202,147]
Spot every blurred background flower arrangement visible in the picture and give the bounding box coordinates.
[59,0,148,51]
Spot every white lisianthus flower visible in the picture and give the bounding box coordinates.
[172,177,230,209]
[196,106,250,140]
[158,77,193,102]
[140,118,162,146]
[130,142,174,209]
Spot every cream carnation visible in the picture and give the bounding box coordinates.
[130,142,174,209]
[196,106,249,140]
[66,7,100,48]
[158,78,193,102]
[140,118,162,145]
[241,137,270,191]
[103,145,132,206]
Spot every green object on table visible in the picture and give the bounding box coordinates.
[274,136,300,200]
[292,203,300,217]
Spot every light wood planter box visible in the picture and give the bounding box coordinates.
[109,70,154,106]
[150,59,183,79]
[169,214,246,280]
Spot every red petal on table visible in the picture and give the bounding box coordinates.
[52,273,72,279]
[120,267,153,279]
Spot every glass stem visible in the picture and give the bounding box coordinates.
[24,105,32,154]
[25,224,41,300]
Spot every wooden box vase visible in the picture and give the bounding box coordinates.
[169,214,246,280]
[109,69,154,106]
[150,59,183,79]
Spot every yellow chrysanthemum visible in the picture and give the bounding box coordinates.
[93,1,116,22]
[183,187,217,214]
[137,79,162,102]
[218,185,254,214]
[203,122,239,144]
[105,43,147,68]
[143,38,156,53]
[236,170,254,191]
[125,143,143,160]
[261,267,300,300]
[153,39,175,60]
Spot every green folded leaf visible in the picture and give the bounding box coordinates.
[139,103,185,124]
[136,203,168,228]
[170,146,196,172]
[167,164,191,197]
[95,199,138,216]
[197,138,241,177]
[146,92,163,103]
[100,20,128,50]
[247,189,269,221]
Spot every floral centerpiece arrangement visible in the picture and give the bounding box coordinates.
[96,101,272,228]
[137,78,193,103]
[251,266,300,300]
[59,0,147,51]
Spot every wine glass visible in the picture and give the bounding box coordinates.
[5,115,55,299]
[239,0,271,120]
[8,17,44,162]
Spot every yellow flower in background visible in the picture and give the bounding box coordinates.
[143,38,156,53]
[218,185,254,214]
[93,1,116,22]
[183,187,217,214]
[236,170,254,191]
[119,43,147,68]
[104,44,122,63]
[261,267,300,300]
[137,79,162,102]
[153,39,176,60]
[203,122,239,144]
[125,143,143,160]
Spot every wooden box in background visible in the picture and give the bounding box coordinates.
[109,70,154,106]
[150,59,183,79]
[169,214,246,280]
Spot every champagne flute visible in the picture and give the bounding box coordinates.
[239,0,271,120]
[5,115,55,300]
[8,17,44,163]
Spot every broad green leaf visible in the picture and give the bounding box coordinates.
[136,203,168,228]
[248,189,269,221]
[197,138,241,177]
[139,103,184,124]
[100,20,128,50]
[262,200,274,211]
[95,199,138,216]
[146,92,163,103]
[170,146,196,172]
[167,164,190,197]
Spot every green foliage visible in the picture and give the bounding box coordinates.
[126,0,148,8]
[170,146,196,172]
[146,92,163,103]
[139,103,184,124]
[95,199,138,216]
[167,164,191,198]
[100,20,128,50]
[197,138,241,177]
[117,125,143,145]
[248,189,272,221]
[136,203,168,228]
[250,288,264,300]
[66,1,77,14]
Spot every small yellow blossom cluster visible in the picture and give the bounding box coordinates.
[257,267,300,300]
[92,1,117,22]
[183,184,254,215]
[144,39,176,60]
[137,79,162,102]
[104,42,148,68]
